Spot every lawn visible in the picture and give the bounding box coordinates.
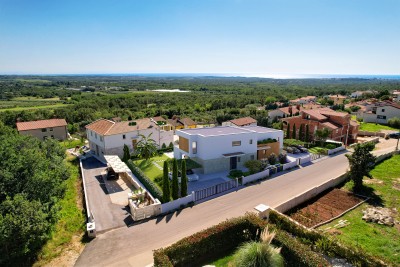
[319,155,400,265]
[308,146,328,155]
[33,155,85,266]
[359,122,398,132]
[134,154,170,190]
[60,139,85,149]
[0,103,70,112]
[207,252,235,267]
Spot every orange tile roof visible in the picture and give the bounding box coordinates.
[279,106,300,115]
[86,118,158,136]
[302,109,328,120]
[180,117,196,126]
[152,116,166,122]
[322,122,339,130]
[16,119,67,131]
[229,117,257,126]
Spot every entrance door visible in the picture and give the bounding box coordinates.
[230,157,237,170]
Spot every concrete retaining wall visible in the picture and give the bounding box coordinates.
[358,130,386,137]
[242,169,270,185]
[161,193,195,214]
[274,173,348,213]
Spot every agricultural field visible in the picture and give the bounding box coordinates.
[0,96,71,112]
[319,155,400,265]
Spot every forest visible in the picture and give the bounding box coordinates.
[1,75,399,133]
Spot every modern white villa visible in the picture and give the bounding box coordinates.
[86,117,173,161]
[174,126,284,174]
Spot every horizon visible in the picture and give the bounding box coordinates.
[1,0,400,75]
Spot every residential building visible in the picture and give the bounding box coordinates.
[167,116,197,131]
[289,96,317,105]
[392,90,400,102]
[329,94,347,105]
[222,117,257,127]
[357,101,400,124]
[16,119,68,141]
[174,126,284,174]
[86,117,173,161]
[268,104,321,121]
[281,108,359,144]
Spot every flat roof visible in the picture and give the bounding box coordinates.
[177,126,282,137]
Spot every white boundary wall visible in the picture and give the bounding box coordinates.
[161,192,195,214]
[242,169,270,185]
[327,145,346,155]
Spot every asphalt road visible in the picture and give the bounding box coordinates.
[75,146,396,267]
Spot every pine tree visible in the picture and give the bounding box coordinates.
[172,159,179,200]
[292,124,297,140]
[180,160,188,197]
[299,124,304,141]
[162,161,170,202]
[286,123,291,139]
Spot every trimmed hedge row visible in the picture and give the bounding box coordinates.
[153,213,265,267]
[273,229,330,267]
[269,210,387,267]
[126,160,163,202]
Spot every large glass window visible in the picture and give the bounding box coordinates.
[232,141,241,146]
[192,141,197,154]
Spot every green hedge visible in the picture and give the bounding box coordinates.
[269,210,387,267]
[153,213,265,267]
[126,160,164,202]
[273,229,330,267]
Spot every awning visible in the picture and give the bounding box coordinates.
[104,155,131,173]
[222,152,245,158]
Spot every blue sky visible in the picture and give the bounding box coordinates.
[0,0,399,75]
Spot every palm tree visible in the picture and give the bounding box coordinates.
[233,227,283,267]
[135,133,158,160]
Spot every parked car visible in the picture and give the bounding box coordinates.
[294,145,308,153]
[291,147,301,154]
[388,132,400,139]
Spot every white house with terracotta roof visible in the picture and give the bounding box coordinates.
[222,117,257,127]
[357,101,400,124]
[289,96,317,105]
[174,126,283,174]
[85,117,173,161]
[16,119,68,141]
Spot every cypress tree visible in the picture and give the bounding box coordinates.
[305,124,310,143]
[122,144,130,162]
[292,124,297,140]
[299,124,304,141]
[180,160,188,197]
[172,159,179,200]
[162,161,170,203]
[286,123,291,139]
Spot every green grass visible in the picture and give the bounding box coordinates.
[359,122,398,132]
[60,139,85,149]
[0,103,70,112]
[308,147,328,154]
[319,155,400,265]
[33,155,85,266]
[134,154,170,190]
[207,252,235,267]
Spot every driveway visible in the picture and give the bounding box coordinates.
[82,157,132,233]
[76,146,397,267]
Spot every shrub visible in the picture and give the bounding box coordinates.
[126,160,163,202]
[388,117,400,129]
[257,138,277,144]
[229,169,244,178]
[244,160,262,174]
[268,153,277,165]
[325,143,336,150]
[161,143,167,149]
[278,153,287,164]
[153,214,265,267]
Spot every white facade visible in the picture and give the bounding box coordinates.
[351,91,364,98]
[268,109,286,121]
[358,104,400,124]
[87,122,173,161]
[174,126,284,174]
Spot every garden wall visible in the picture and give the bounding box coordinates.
[282,160,297,170]
[242,169,270,185]
[327,145,346,155]
[358,130,386,137]
[274,173,348,213]
[161,193,195,214]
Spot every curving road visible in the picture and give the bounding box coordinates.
[75,145,396,267]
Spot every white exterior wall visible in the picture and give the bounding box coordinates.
[268,109,285,121]
[87,129,106,157]
[359,105,400,124]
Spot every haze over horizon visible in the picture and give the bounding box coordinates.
[1,0,399,75]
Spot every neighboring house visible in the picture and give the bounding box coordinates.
[167,116,197,131]
[329,94,347,105]
[268,104,321,121]
[86,117,173,161]
[222,117,257,127]
[357,101,400,124]
[392,90,400,102]
[16,119,68,141]
[290,96,317,105]
[174,126,284,174]
[281,108,359,144]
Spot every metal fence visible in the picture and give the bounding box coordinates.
[194,179,237,202]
